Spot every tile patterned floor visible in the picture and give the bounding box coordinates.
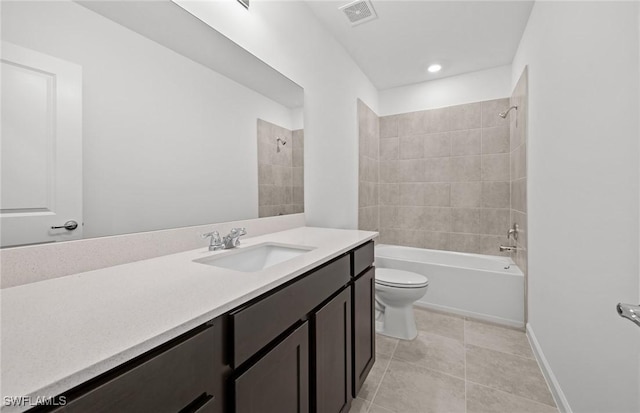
[350,308,558,413]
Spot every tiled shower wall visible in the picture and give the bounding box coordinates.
[510,69,528,283]
[257,119,304,217]
[375,98,514,255]
[358,100,380,231]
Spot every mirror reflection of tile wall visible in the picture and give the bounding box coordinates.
[257,119,304,217]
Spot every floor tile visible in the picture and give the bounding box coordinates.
[369,403,395,413]
[376,334,399,357]
[349,397,370,413]
[466,345,556,407]
[467,382,559,413]
[373,358,466,413]
[465,319,534,359]
[357,353,391,402]
[393,331,465,378]
[414,307,465,341]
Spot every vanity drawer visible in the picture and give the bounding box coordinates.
[231,254,350,368]
[51,325,219,413]
[351,241,374,277]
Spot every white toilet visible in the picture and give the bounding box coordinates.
[375,268,429,340]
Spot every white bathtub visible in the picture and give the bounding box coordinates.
[375,244,524,328]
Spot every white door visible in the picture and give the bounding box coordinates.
[1,42,82,247]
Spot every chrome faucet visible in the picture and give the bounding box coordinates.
[507,223,519,241]
[222,227,247,249]
[202,228,247,251]
[202,230,224,251]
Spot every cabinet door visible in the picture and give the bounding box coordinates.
[50,325,220,413]
[352,267,375,397]
[235,322,309,413]
[314,288,352,413]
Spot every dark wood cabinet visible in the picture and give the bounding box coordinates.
[49,322,226,413]
[352,267,375,397]
[234,322,309,413]
[36,240,376,413]
[313,287,352,413]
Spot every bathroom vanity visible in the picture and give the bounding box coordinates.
[1,228,376,413]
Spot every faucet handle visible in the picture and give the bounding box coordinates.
[230,227,247,246]
[202,230,223,251]
[202,230,220,241]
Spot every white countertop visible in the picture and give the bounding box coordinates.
[1,226,376,412]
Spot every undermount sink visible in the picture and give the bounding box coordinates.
[193,243,315,272]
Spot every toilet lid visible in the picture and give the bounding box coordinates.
[376,268,429,288]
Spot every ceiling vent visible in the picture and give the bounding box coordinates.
[339,0,378,26]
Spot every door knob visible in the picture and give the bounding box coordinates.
[617,303,640,327]
[51,220,79,231]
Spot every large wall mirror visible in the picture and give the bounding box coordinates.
[1,0,304,248]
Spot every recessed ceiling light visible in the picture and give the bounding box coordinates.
[427,64,442,73]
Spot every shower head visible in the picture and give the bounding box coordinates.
[276,137,287,152]
[498,105,518,118]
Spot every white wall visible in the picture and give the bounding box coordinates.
[379,65,511,116]
[512,2,640,412]
[174,0,379,229]
[2,1,295,238]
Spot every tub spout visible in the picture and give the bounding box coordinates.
[499,245,519,252]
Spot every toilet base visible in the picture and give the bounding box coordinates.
[375,305,418,340]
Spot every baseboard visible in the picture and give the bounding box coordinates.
[414,301,524,329]
[526,323,573,413]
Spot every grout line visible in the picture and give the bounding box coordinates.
[466,379,559,410]
[366,339,398,412]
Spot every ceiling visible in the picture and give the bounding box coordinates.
[305,0,534,90]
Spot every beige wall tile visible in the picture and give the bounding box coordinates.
[449,233,480,253]
[451,129,481,156]
[423,107,451,133]
[450,102,482,131]
[511,178,527,212]
[399,159,425,182]
[380,161,399,183]
[399,135,424,159]
[451,182,482,207]
[451,208,481,234]
[510,144,526,180]
[424,132,451,157]
[423,231,450,250]
[424,157,451,182]
[380,206,400,228]
[423,183,451,206]
[482,153,510,181]
[422,207,452,232]
[450,156,481,181]
[380,183,399,206]
[380,115,399,138]
[398,111,427,136]
[399,183,425,206]
[480,208,511,236]
[479,234,507,256]
[380,138,399,160]
[482,181,510,208]
[482,126,510,154]
[292,129,304,149]
[398,206,424,229]
[396,229,425,248]
[481,98,511,128]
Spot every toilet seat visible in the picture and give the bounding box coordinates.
[376,268,429,289]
